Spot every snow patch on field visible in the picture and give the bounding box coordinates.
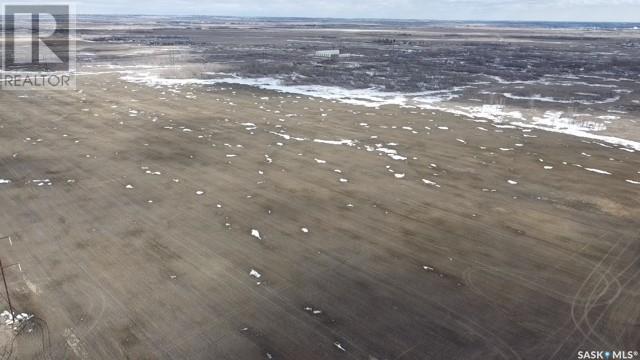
[1,311,33,328]
[249,269,262,279]
[313,139,357,146]
[375,146,407,161]
[585,168,612,175]
[502,93,620,105]
[422,179,441,188]
[119,71,640,152]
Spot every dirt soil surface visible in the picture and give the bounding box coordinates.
[0,73,639,359]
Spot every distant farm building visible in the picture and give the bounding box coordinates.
[315,49,340,58]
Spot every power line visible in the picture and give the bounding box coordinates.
[0,236,14,323]
[0,257,14,323]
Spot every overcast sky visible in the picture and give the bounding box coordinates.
[17,0,640,22]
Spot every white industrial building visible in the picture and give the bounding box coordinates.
[314,49,340,58]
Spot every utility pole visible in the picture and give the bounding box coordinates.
[0,258,14,323]
[0,235,14,323]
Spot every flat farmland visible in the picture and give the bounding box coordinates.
[0,70,639,359]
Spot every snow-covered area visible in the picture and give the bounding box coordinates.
[1,310,33,329]
[117,70,640,152]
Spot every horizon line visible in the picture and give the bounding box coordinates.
[72,14,640,25]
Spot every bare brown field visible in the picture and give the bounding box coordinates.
[0,71,638,359]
